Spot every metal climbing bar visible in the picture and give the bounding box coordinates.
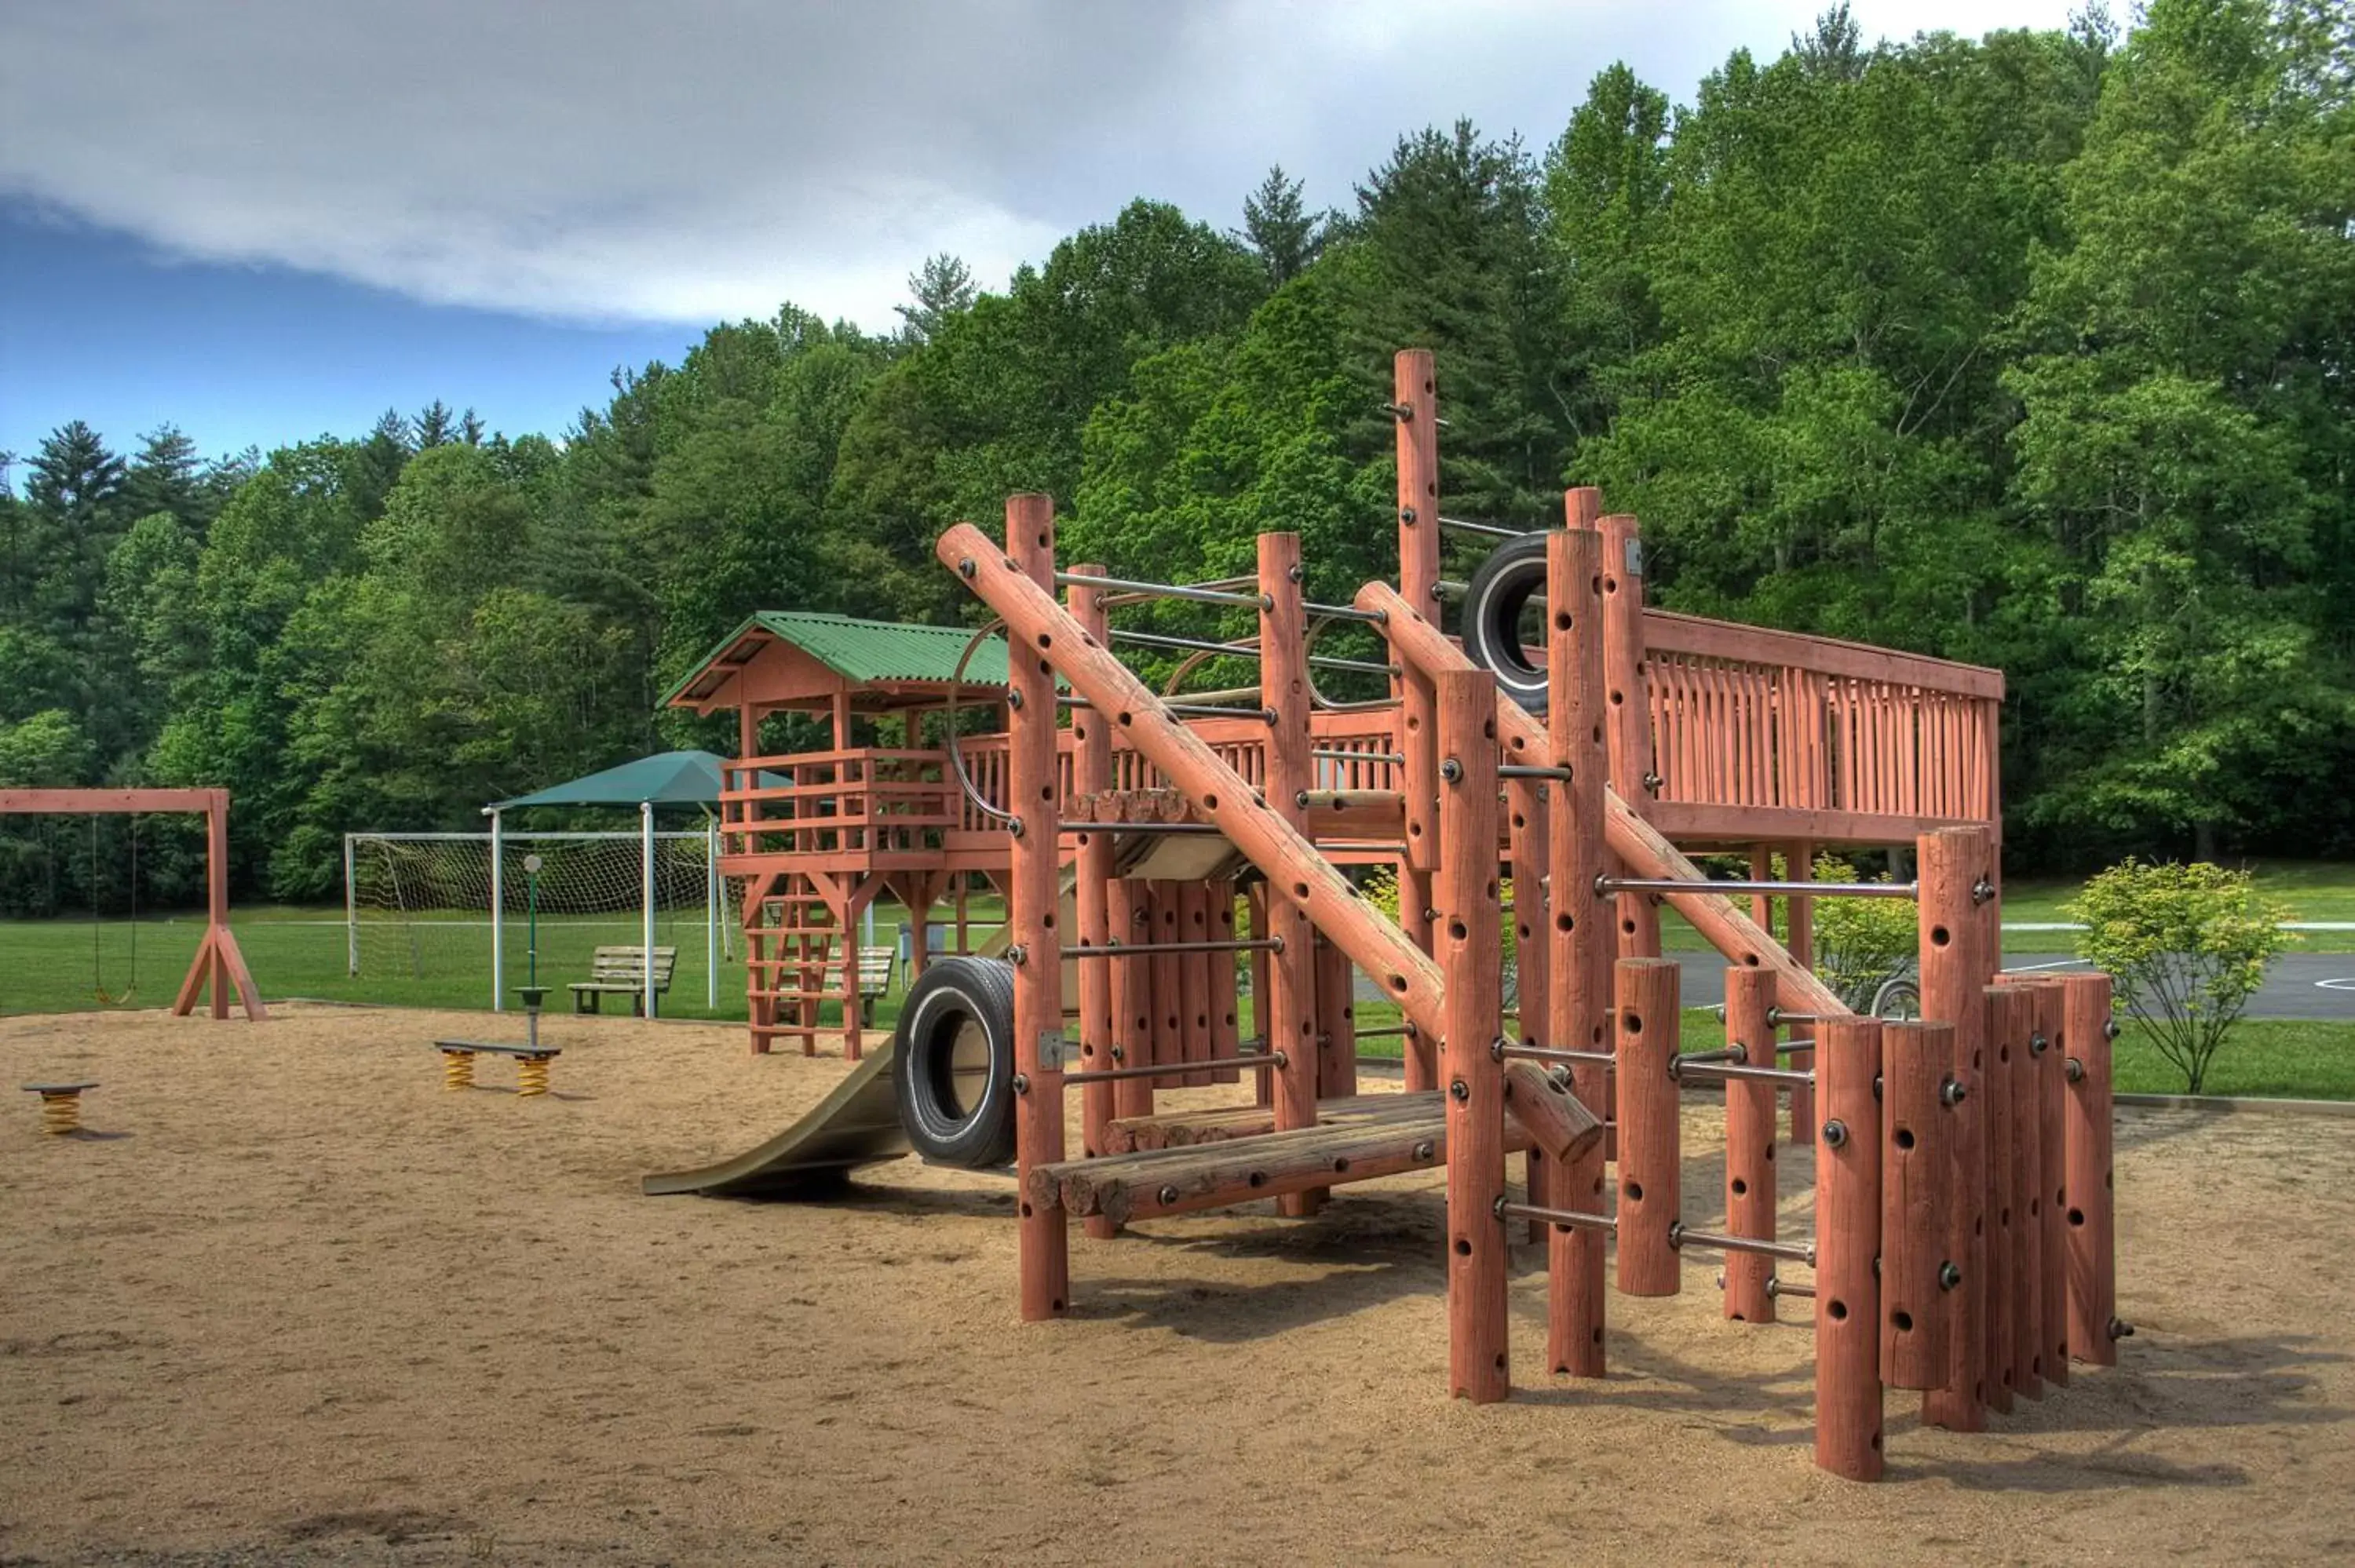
[1670,1223,1816,1266]
[1055,695,1271,722]
[1049,569,1266,610]
[1498,1198,1618,1234]
[1109,627,1394,677]
[1599,876,1921,900]
[1437,515,1526,539]
[1063,1052,1281,1085]
[1301,600,1388,624]
[1067,938,1283,959]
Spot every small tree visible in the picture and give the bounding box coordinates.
[2066,860,2293,1094]
[1802,851,1919,1010]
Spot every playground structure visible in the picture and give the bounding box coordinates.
[659,351,2120,1479]
[0,788,265,1020]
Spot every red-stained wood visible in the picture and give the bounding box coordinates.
[1178,881,1215,1088]
[1068,565,1119,1241]
[1787,839,1816,1145]
[1816,1013,1886,1482]
[1210,880,1242,1085]
[1005,493,1068,1320]
[1260,532,1324,1218]
[2060,971,2117,1367]
[1437,665,1509,1402]
[1545,521,1612,1375]
[1919,826,1994,1431]
[1984,985,2021,1409]
[1150,884,1184,1092]
[1502,1060,1604,1164]
[1614,957,1683,1298]
[1723,965,1778,1324]
[1108,879,1155,1121]
[1247,884,1273,1110]
[1316,933,1357,1099]
[2008,978,2060,1393]
[1880,1019,1954,1390]
[1506,771,1550,1238]
[1393,356,1441,1095]
[2038,975,2072,1390]
[1595,510,1663,961]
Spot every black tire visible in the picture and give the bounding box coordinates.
[1460,531,1552,714]
[891,957,1018,1169]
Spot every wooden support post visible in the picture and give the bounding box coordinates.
[1723,965,1777,1323]
[1006,493,1068,1320]
[1247,884,1272,1110]
[1614,957,1682,1297]
[1316,934,1356,1099]
[1396,350,1443,1092]
[1260,532,1321,1216]
[1506,771,1549,1236]
[1210,880,1243,1085]
[1595,509,1660,961]
[1437,665,1507,1402]
[1068,564,1118,1239]
[1150,884,1184,1092]
[1544,521,1612,1375]
[1880,1019,1955,1390]
[1108,880,1155,1121]
[1984,984,2022,1409]
[1816,1013,1885,1482]
[2037,975,2071,1389]
[2060,971,2117,1367]
[1179,881,1214,1088]
[1919,826,1993,1431]
[2006,978,2054,1395]
[1787,841,1816,1145]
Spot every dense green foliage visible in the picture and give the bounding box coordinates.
[3,2,2350,913]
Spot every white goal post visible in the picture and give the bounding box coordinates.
[343,821,729,1014]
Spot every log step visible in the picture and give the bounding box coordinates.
[1101,1091,1440,1154]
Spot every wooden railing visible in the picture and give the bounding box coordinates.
[1638,610,2001,837]
[720,749,957,859]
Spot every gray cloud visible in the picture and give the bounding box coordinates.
[0,0,2076,330]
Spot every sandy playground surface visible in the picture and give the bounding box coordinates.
[3,1003,2353,1566]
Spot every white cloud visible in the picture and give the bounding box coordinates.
[0,0,2080,330]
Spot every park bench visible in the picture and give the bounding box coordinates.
[433,1041,561,1096]
[568,946,676,1015]
[821,945,900,1025]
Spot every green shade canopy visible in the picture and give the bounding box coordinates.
[489,749,732,811]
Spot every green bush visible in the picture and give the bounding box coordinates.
[1794,852,1918,1011]
[2065,860,2294,1094]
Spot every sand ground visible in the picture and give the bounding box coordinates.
[2,1003,2351,1566]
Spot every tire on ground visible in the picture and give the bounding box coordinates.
[1460,531,1552,715]
[891,956,1019,1169]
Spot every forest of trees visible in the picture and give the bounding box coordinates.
[2,2,2349,913]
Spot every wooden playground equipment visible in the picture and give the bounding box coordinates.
[0,788,265,1020]
[676,351,2122,1478]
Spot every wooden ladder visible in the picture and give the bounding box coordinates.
[743,872,849,1056]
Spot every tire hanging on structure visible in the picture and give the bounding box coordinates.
[1459,532,1553,715]
[890,956,1019,1169]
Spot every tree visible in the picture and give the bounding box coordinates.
[414,400,458,449]
[896,253,977,343]
[2067,859,2293,1092]
[1238,165,1330,285]
[122,425,208,533]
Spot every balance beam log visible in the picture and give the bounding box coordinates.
[1880,1019,1955,1390]
[1815,1015,1885,1481]
[1614,957,1683,1297]
[2061,971,2118,1366]
[1501,1060,1604,1165]
[1103,1091,1441,1153]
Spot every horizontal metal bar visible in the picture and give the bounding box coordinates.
[1058,821,1227,837]
[1435,579,1467,598]
[1498,1044,1616,1067]
[1302,600,1389,625]
[1063,1051,1283,1085]
[1353,1023,1415,1040]
[1068,938,1283,959]
[1767,1278,1816,1300]
[1599,877,1919,900]
[1311,653,1400,676]
[1057,694,1272,723]
[1676,1047,1746,1067]
[1313,749,1407,765]
[1111,629,1258,660]
[1672,1060,1815,1088]
[1670,1223,1815,1266]
[1497,764,1572,781]
[1499,1199,1617,1234]
[1056,570,1269,610]
[1436,515,1528,539]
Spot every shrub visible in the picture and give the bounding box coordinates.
[1802,852,1919,1011]
[2065,860,2294,1094]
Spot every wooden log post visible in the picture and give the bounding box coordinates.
[1615,957,1682,1297]
[1150,884,1184,1092]
[1261,532,1322,1217]
[1880,1018,1955,1390]
[2003,977,2053,1396]
[2036,975,2071,1390]
[1787,843,1816,1146]
[1395,349,1442,1093]
[1723,965,1778,1323]
[2060,971,2118,1367]
[1919,826,1994,1431]
[1984,984,2023,1409]
[1437,665,1509,1402]
[1816,1013,1885,1482]
[1108,880,1155,1121]
[1179,881,1214,1088]
[1210,880,1243,1085]
[1595,509,1662,961]
[1006,493,1068,1320]
[1069,565,1119,1239]
[1506,771,1550,1237]
[1247,884,1272,1110]
[1545,521,1612,1375]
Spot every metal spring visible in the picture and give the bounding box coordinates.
[516,1056,552,1097]
[442,1051,476,1091]
[38,1092,81,1135]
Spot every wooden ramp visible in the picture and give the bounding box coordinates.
[642,1041,910,1198]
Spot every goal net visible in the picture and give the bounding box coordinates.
[344,830,727,1005]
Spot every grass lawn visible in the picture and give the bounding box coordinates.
[2000,859,2355,951]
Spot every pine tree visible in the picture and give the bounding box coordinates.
[1239,165,1329,285]
[895,253,977,342]
[414,400,457,449]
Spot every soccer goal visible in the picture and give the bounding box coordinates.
[342,827,730,1012]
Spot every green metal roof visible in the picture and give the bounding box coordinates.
[663,611,1011,707]
[490,749,728,811]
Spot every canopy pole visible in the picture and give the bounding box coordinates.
[706,814,719,1009]
[344,833,359,976]
[642,800,658,1019]
[489,808,504,1012]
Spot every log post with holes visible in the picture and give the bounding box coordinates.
[2005,977,2054,1396]
[1109,879,1154,1121]
[1919,826,1992,1431]
[1316,932,1356,1097]
[2036,975,2071,1390]
[1437,665,1508,1402]
[1615,957,1682,1297]
[1880,1018,1953,1389]
[1984,984,2021,1410]
[1595,509,1661,961]
[1210,880,1243,1085]
[1506,771,1550,1235]
[1724,965,1778,1323]
[1816,1012,1885,1481]
[1545,520,1612,1374]
[1260,532,1322,1216]
[1247,884,1272,1110]
[2060,970,2117,1366]
[1395,350,1441,1092]
[1005,493,1068,1319]
[1068,563,1119,1238]
[1151,885,1183,1091]
[1179,881,1214,1087]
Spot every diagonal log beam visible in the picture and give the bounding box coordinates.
[1355,580,1851,1020]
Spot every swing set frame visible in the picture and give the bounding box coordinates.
[0,788,267,1020]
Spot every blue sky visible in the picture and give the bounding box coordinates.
[0,0,2081,476]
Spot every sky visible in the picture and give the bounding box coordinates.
[0,0,2084,469]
